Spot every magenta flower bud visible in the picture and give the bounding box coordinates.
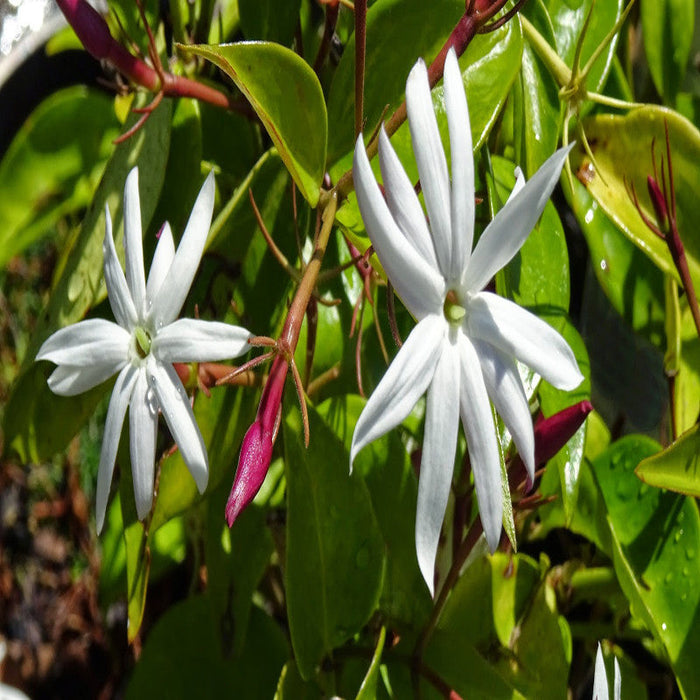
[225,355,288,526]
[56,0,113,59]
[646,176,668,231]
[534,400,593,466]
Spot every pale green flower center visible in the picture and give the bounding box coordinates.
[134,326,153,359]
[444,291,466,327]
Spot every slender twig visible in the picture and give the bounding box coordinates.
[354,0,367,139]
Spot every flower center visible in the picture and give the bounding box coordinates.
[134,326,153,359]
[443,290,466,327]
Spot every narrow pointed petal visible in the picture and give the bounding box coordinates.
[378,127,438,268]
[145,222,175,306]
[473,338,535,480]
[416,338,460,596]
[150,171,216,327]
[406,58,452,275]
[458,334,502,552]
[103,204,138,330]
[47,359,126,396]
[613,658,621,700]
[593,643,609,700]
[468,292,583,390]
[36,319,130,367]
[123,168,147,316]
[153,318,251,362]
[350,314,446,468]
[96,365,139,534]
[443,48,474,280]
[464,145,572,292]
[354,136,444,320]
[129,369,158,520]
[147,357,208,492]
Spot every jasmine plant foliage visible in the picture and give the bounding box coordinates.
[1,0,700,697]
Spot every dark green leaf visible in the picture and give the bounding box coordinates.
[239,0,301,45]
[183,42,327,206]
[284,402,385,679]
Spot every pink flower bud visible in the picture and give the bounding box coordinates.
[534,400,593,465]
[646,176,668,231]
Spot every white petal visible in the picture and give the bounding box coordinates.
[458,334,502,552]
[473,338,535,480]
[129,369,158,520]
[150,172,216,327]
[378,127,438,268]
[613,657,621,700]
[103,204,138,329]
[147,357,208,493]
[350,314,446,467]
[47,360,126,396]
[153,318,252,362]
[353,135,445,320]
[443,48,474,280]
[406,58,452,276]
[464,145,572,292]
[416,337,460,596]
[96,365,139,534]
[593,643,609,700]
[123,168,147,317]
[146,222,175,306]
[467,292,583,390]
[36,318,130,367]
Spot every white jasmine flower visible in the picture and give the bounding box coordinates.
[350,48,583,594]
[594,643,621,700]
[37,168,252,532]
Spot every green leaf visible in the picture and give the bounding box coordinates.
[355,627,386,700]
[593,435,700,699]
[126,598,287,698]
[284,402,385,680]
[3,97,172,462]
[183,42,327,206]
[539,321,591,524]
[564,173,666,348]
[545,0,623,94]
[514,2,561,175]
[569,107,700,288]
[636,424,700,497]
[274,661,323,699]
[641,0,695,103]
[675,298,700,435]
[0,86,118,267]
[319,395,431,629]
[239,0,301,45]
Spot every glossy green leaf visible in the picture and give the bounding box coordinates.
[319,395,431,629]
[569,107,700,287]
[564,173,666,348]
[641,0,695,103]
[274,661,323,699]
[514,2,561,175]
[675,299,700,435]
[594,435,700,699]
[355,627,386,700]
[4,98,172,462]
[0,86,118,267]
[126,598,287,698]
[183,42,327,206]
[284,402,385,680]
[239,0,301,45]
[538,320,591,523]
[636,423,700,497]
[545,0,623,94]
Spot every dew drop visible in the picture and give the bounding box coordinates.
[681,593,688,602]
[675,529,684,543]
[610,452,625,469]
[686,548,696,560]
[615,478,635,502]
[683,567,689,577]
[661,622,667,632]
[664,572,673,584]
[639,483,650,496]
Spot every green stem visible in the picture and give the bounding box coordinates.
[519,15,571,89]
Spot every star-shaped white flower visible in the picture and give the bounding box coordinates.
[350,48,583,593]
[37,168,252,532]
[594,643,621,700]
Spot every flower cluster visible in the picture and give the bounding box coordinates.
[351,48,582,593]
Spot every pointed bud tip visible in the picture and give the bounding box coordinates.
[225,420,273,527]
